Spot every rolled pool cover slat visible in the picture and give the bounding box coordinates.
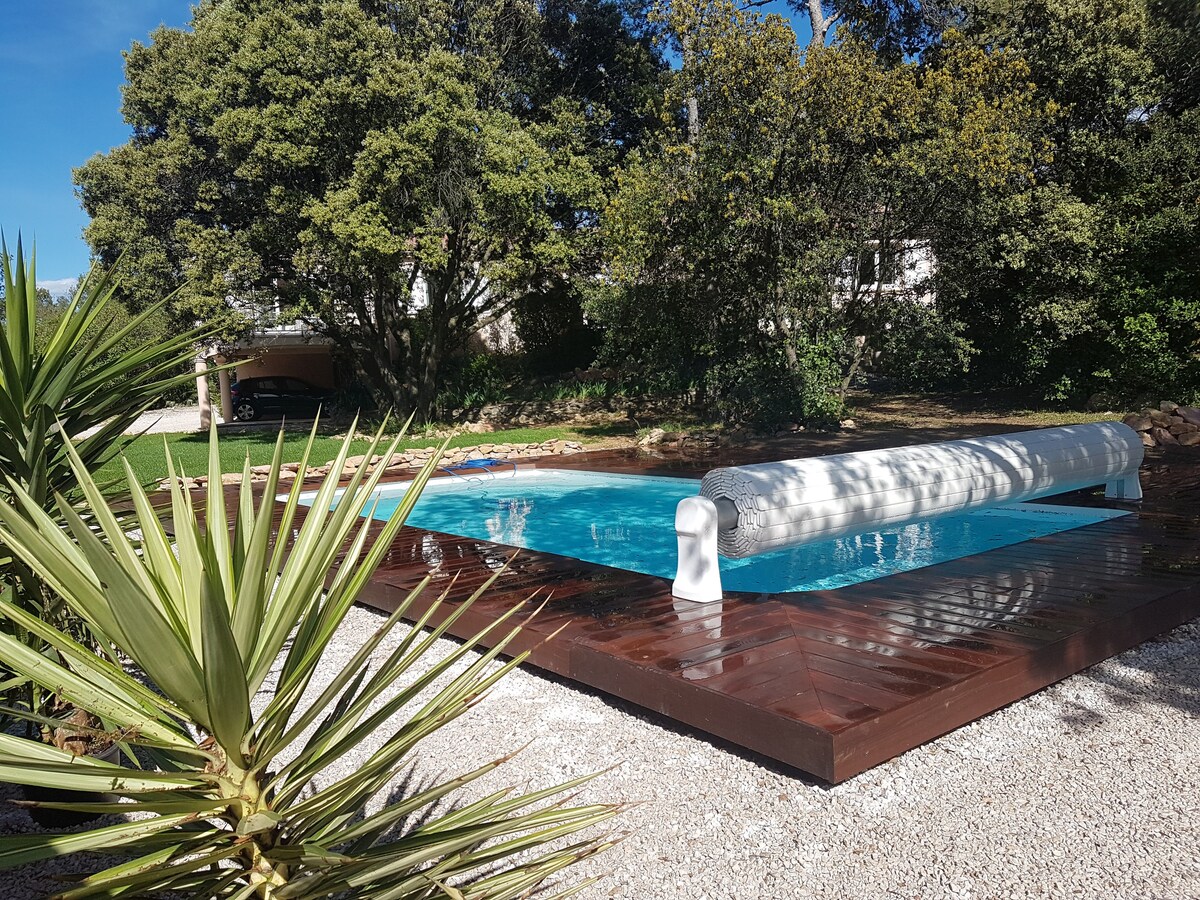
[700,423,1144,559]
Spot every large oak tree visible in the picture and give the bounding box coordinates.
[76,0,664,419]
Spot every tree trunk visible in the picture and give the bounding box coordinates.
[839,335,868,400]
[414,321,446,423]
[805,0,839,49]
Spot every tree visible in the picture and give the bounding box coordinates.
[593,0,1047,422]
[927,0,1200,401]
[76,0,665,420]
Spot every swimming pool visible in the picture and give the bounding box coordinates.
[300,468,1129,593]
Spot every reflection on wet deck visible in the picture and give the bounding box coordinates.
[280,444,1200,783]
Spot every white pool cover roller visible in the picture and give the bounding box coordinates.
[671,422,1143,602]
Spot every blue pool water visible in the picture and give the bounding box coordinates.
[312,469,1128,593]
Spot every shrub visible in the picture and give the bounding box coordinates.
[434,353,518,416]
[0,237,213,732]
[710,340,843,428]
[872,301,976,390]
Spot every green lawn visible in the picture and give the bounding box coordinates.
[101,425,599,486]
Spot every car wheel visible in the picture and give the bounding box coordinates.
[234,401,259,422]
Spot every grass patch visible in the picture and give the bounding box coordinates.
[101,425,597,485]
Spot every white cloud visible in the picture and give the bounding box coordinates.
[36,278,77,298]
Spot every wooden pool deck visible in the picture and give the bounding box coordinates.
[298,437,1200,784]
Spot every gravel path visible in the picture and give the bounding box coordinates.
[4,605,1197,898]
[74,405,204,439]
[127,405,204,435]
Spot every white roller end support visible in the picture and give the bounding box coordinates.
[672,495,724,603]
[1105,473,1143,501]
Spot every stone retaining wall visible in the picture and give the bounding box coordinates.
[1123,402,1200,448]
[168,439,584,488]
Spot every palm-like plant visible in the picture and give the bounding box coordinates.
[0,235,206,517]
[0,423,618,898]
[0,236,213,713]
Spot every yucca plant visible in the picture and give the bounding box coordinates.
[0,235,207,520]
[0,236,215,722]
[0,424,618,897]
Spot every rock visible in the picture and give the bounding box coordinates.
[1149,410,1172,427]
[462,422,495,434]
[1176,406,1200,426]
[250,464,275,475]
[1122,413,1153,432]
[1159,400,1180,412]
[221,473,243,485]
[1151,426,1178,445]
[1178,431,1200,447]
[638,427,666,446]
[277,469,296,480]
[840,418,857,430]
[1140,432,1156,448]
[1168,421,1199,436]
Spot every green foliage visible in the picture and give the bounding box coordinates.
[434,353,518,415]
[0,239,204,513]
[710,340,844,427]
[594,0,1046,416]
[0,424,617,897]
[76,0,666,421]
[873,301,976,390]
[0,238,211,712]
[931,0,1200,403]
[512,286,602,376]
[33,279,192,405]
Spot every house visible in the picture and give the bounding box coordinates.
[833,239,935,306]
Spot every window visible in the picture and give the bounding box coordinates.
[857,244,903,287]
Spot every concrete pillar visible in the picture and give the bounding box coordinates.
[196,357,212,430]
[217,365,233,423]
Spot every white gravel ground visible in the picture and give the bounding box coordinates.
[4,606,1198,899]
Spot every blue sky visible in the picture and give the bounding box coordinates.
[1,1,193,293]
[3,1,808,294]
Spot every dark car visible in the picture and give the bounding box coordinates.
[230,376,331,421]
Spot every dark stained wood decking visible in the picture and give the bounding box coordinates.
[296,439,1200,784]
